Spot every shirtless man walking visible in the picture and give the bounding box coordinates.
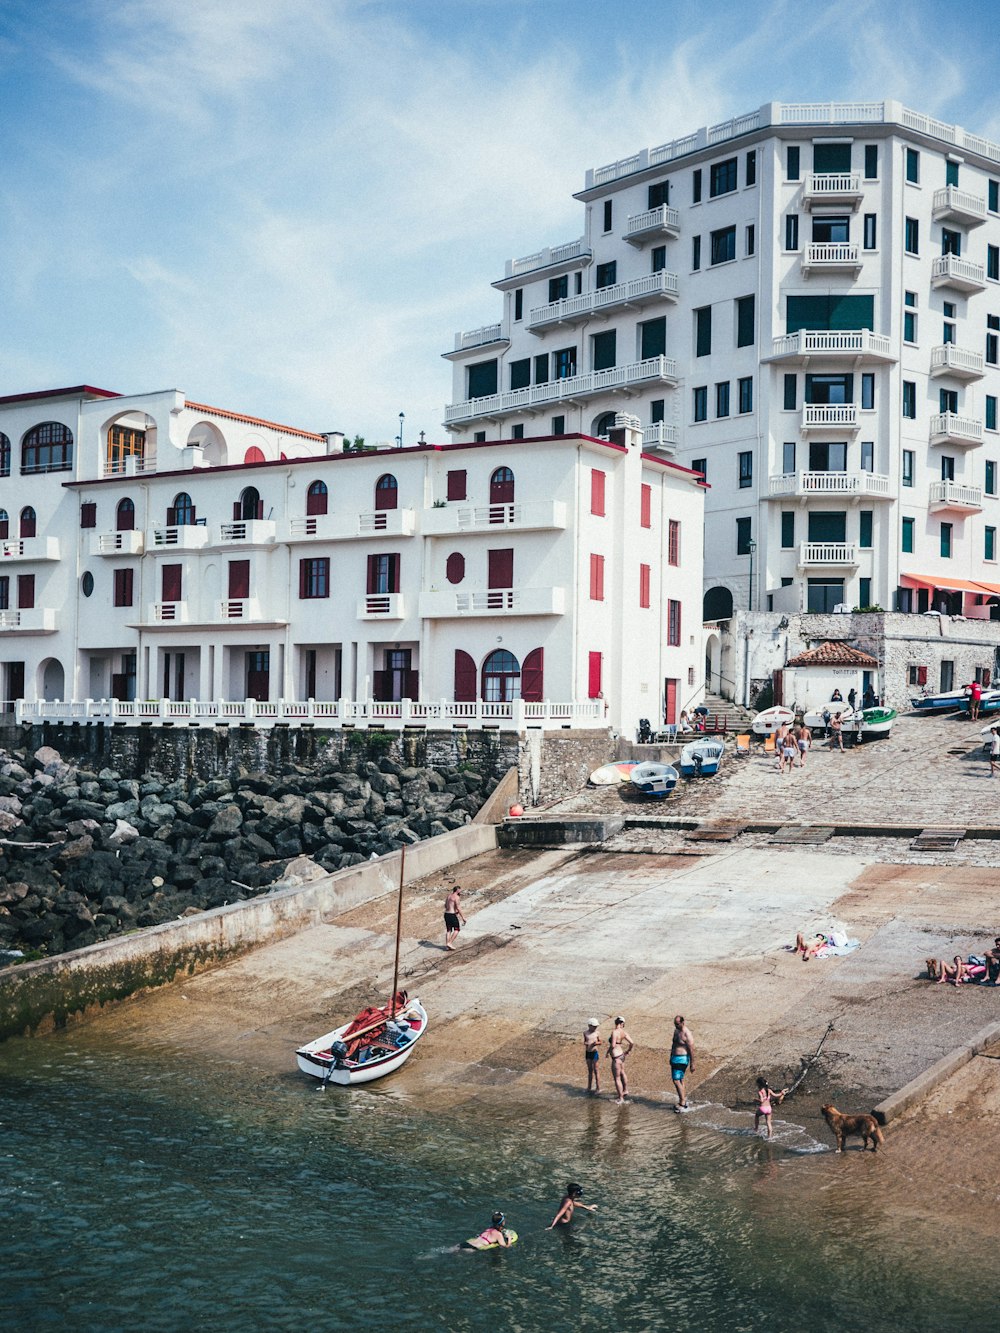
[669,1015,695,1111]
[443,885,466,951]
[583,1018,601,1094]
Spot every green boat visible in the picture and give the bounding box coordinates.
[858,706,897,738]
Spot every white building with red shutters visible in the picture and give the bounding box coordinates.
[0,386,705,736]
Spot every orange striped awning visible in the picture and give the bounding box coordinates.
[900,573,1000,596]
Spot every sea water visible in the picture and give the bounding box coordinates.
[0,1027,990,1333]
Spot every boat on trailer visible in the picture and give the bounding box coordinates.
[296,994,428,1086]
[679,738,725,777]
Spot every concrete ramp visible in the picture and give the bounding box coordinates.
[498,815,625,847]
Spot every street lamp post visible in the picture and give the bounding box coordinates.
[395,412,405,448]
[747,537,757,611]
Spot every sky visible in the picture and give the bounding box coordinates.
[1,0,999,445]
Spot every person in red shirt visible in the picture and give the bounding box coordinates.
[967,680,984,720]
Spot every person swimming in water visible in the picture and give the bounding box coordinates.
[547,1182,598,1229]
[461,1210,513,1249]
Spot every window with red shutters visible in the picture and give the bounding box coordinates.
[446,552,465,584]
[591,468,606,516]
[917,666,928,686]
[0,512,8,540]
[521,647,544,702]
[161,564,182,602]
[639,563,651,608]
[374,474,398,510]
[668,519,680,566]
[668,599,682,645]
[17,574,34,610]
[306,480,328,516]
[367,553,400,594]
[446,470,467,501]
[489,467,514,505]
[298,558,330,598]
[640,483,651,528]
[488,548,513,588]
[80,502,97,529]
[114,568,134,607]
[588,651,603,698]
[454,649,477,702]
[116,498,135,531]
[590,553,605,601]
[244,446,265,464]
[228,560,250,599]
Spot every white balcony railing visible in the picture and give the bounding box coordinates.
[91,530,144,556]
[0,608,57,632]
[929,480,983,510]
[931,254,986,292]
[642,422,679,451]
[422,500,568,536]
[802,242,862,271]
[769,471,891,499]
[419,586,566,618]
[356,593,405,619]
[217,598,266,621]
[930,345,985,379]
[150,524,210,550]
[798,542,858,566]
[452,323,504,352]
[801,403,859,431]
[216,520,277,546]
[768,329,894,362]
[102,453,157,478]
[929,413,984,447]
[445,355,678,425]
[0,537,60,562]
[148,601,191,623]
[504,238,589,280]
[802,172,864,208]
[624,204,682,244]
[528,271,678,329]
[286,509,416,542]
[931,186,987,227]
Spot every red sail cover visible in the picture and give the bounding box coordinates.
[339,991,409,1053]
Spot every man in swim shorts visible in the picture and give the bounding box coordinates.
[583,1018,601,1094]
[669,1014,694,1110]
[443,885,466,951]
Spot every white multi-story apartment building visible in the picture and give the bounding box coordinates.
[444,100,1000,626]
[0,386,704,735]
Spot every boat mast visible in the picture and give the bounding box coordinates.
[390,844,405,1017]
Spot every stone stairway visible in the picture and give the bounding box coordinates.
[699,692,756,734]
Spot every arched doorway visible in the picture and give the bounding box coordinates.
[703,585,734,621]
[592,411,618,437]
[39,658,65,702]
[704,632,722,694]
[236,486,261,520]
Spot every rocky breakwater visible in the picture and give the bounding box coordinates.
[0,744,498,960]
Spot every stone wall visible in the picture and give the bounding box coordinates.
[518,729,615,806]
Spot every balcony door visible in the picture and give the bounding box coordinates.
[246,650,269,701]
[228,560,250,599]
[808,442,847,472]
[161,564,182,602]
[807,512,847,543]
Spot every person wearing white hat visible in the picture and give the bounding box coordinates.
[583,1018,601,1094]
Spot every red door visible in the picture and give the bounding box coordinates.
[161,564,182,601]
[454,650,477,702]
[17,575,34,610]
[228,560,250,598]
[588,651,603,699]
[772,669,784,706]
[664,677,678,725]
[487,548,513,609]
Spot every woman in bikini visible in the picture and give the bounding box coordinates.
[461,1211,513,1249]
[754,1075,787,1139]
[608,1016,633,1105]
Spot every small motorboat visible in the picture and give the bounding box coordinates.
[589,761,640,786]
[910,687,969,713]
[750,706,795,736]
[679,738,725,777]
[625,761,679,798]
[296,993,428,1086]
[803,700,855,731]
[856,706,897,738]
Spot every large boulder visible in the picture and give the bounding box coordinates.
[207,804,243,838]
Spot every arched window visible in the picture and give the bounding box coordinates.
[0,433,10,478]
[594,411,617,437]
[20,507,36,538]
[22,422,73,474]
[170,492,195,526]
[375,474,398,511]
[234,486,261,520]
[306,480,328,516]
[244,446,265,464]
[107,422,145,471]
[446,553,465,584]
[116,498,135,531]
[490,466,515,505]
[482,649,521,702]
[0,509,8,540]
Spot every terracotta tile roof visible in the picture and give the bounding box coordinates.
[184,400,325,441]
[786,640,879,668]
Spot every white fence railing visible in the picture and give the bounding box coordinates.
[529,271,678,328]
[930,412,983,444]
[931,255,986,288]
[804,172,862,197]
[929,481,983,509]
[16,696,606,732]
[931,344,985,377]
[770,329,893,360]
[445,355,678,424]
[932,186,987,222]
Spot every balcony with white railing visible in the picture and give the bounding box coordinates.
[624,204,682,245]
[528,271,678,331]
[801,242,862,274]
[801,403,859,433]
[642,422,678,453]
[217,597,267,621]
[932,186,987,228]
[215,520,277,547]
[0,537,60,562]
[150,524,210,550]
[499,238,591,285]
[767,329,895,363]
[929,413,984,449]
[798,542,858,567]
[423,500,568,536]
[445,355,679,426]
[929,480,983,512]
[102,454,157,478]
[802,172,864,209]
[286,509,416,542]
[769,471,891,500]
[930,254,986,293]
[447,323,507,358]
[148,601,191,624]
[419,586,566,618]
[0,608,56,633]
[356,593,406,619]
[91,530,144,557]
[930,344,985,380]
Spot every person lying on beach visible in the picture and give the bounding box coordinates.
[795,932,826,961]
[937,955,968,986]
[547,1182,598,1229]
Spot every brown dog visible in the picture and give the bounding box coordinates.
[821,1104,884,1153]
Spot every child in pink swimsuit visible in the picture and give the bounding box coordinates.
[754,1076,787,1139]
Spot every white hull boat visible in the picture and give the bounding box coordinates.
[296,995,428,1086]
[750,706,795,736]
[679,738,725,776]
[626,761,679,798]
[803,701,855,730]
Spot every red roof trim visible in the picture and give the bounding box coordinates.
[0,385,121,406]
[183,400,325,441]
